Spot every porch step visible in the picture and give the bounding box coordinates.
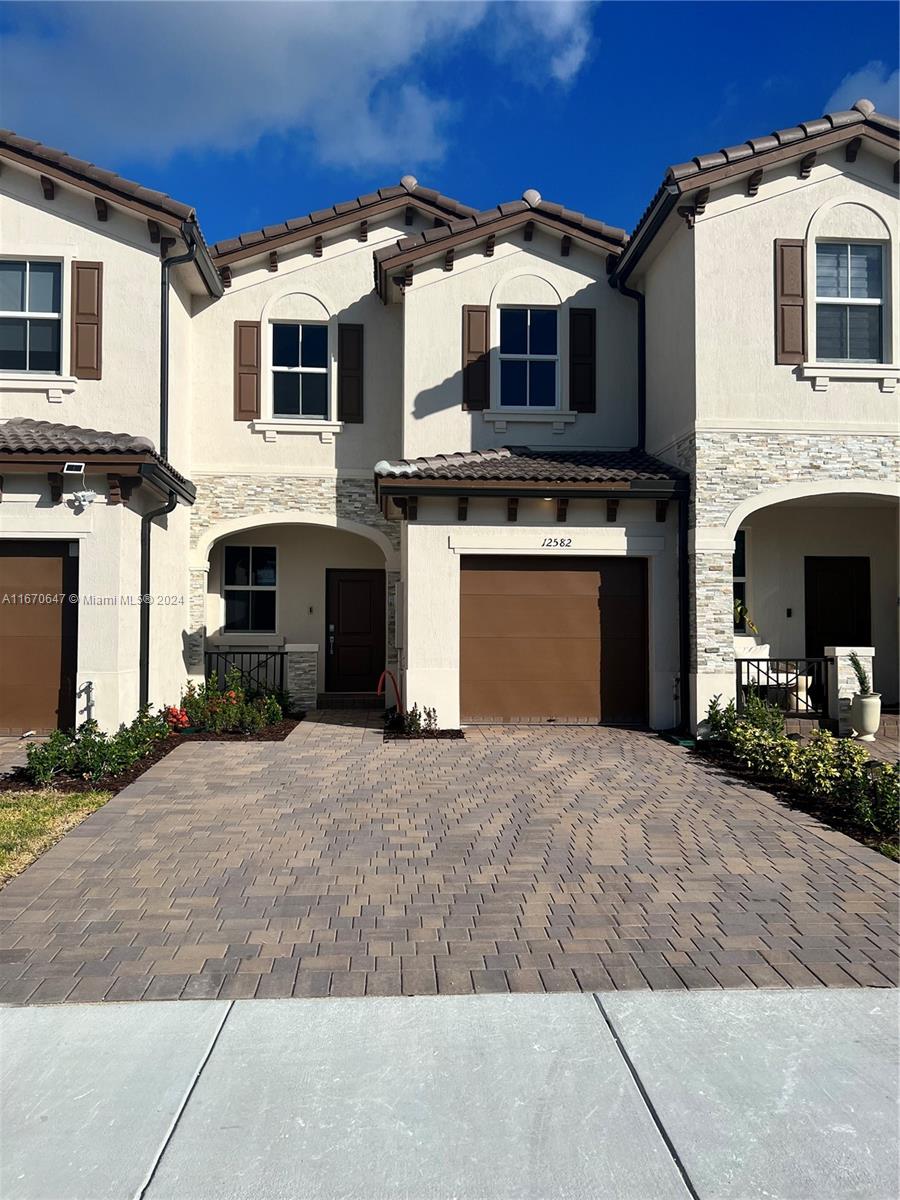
[317,692,383,710]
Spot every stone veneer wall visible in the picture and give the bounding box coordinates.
[286,649,318,713]
[669,430,900,680]
[186,473,400,674]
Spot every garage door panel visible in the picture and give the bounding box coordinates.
[460,594,598,639]
[461,636,599,681]
[0,544,77,735]
[460,679,601,724]
[461,566,600,597]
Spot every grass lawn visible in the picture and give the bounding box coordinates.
[0,789,111,886]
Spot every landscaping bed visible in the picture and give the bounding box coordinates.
[383,703,464,741]
[697,693,899,861]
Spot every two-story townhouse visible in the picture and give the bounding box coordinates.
[610,97,899,724]
[1,98,897,737]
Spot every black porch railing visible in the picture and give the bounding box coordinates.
[205,650,286,696]
[736,657,831,718]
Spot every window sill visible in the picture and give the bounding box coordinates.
[0,373,77,402]
[251,419,343,444]
[482,410,577,434]
[800,363,900,393]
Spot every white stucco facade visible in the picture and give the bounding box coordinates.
[1,100,897,733]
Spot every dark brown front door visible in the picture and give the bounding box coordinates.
[0,541,79,734]
[325,569,385,692]
[804,556,871,657]
[459,556,647,724]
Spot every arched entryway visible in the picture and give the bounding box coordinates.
[191,513,399,710]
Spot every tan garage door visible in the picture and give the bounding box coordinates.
[460,556,647,724]
[0,542,78,735]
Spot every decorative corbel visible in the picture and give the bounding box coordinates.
[894,160,899,185]
[560,235,572,257]
[656,499,669,523]
[220,265,232,288]
[107,474,123,505]
[507,497,519,522]
[524,221,534,242]
[160,236,176,258]
[268,251,279,272]
[407,496,418,521]
[443,248,454,272]
[48,472,64,505]
[556,497,569,523]
[606,498,619,523]
[94,197,108,222]
[313,235,323,258]
[147,219,161,244]
[693,187,710,216]
[402,262,413,289]
[40,175,55,200]
[484,234,495,257]
[677,206,696,230]
[405,206,415,226]
[359,219,368,243]
[746,168,763,197]
[845,137,862,163]
[457,496,468,522]
[799,151,816,180]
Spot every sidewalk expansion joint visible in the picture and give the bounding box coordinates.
[132,1001,234,1200]
[592,993,700,1200]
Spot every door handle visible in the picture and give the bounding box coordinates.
[329,635,335,655]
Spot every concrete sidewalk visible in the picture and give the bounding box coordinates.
[1,990,897,1200]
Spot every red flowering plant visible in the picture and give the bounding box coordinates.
[174,668,282,734]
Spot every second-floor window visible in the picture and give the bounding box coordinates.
[223,545,277,633]
[272,322,328,418]
[815,242,884,363]
[499,307,558,407]
[0,260,62,373]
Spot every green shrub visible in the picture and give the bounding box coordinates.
[742,687,785,735]
[702,698,898,845]
[25,706,170,785]
[175,669,282,735]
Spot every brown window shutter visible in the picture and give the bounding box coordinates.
[70,261,102,380]
[774,239,806,364]
[462,305,490,410]
[338,323,364,423]
[233,321,261,420]
[569,308,596,412]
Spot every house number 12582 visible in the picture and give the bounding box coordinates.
[541,537,572,548]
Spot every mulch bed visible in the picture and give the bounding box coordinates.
[0,717,303,797]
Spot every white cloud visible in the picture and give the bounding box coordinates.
[824,61,899,117]
[0,0,595,169]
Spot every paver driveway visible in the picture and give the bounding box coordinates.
[1,716,896,1003]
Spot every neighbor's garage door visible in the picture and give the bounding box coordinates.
[460,556,647,724]
[0,542,78,735]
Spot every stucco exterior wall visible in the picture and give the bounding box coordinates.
[400,496,679,730]
[0,162,169,446]
[401,229,638,458]
[742,500,899,703]
[693,147,898,429]
[640,226,697,455]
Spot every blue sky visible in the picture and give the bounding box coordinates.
[1,1,897,245]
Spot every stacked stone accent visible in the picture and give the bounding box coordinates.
[286,648,318,714]
[666,429,899,714]
[827,647,875,736]
[189,473,399,551]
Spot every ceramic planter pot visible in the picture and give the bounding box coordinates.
[851,693,881,742]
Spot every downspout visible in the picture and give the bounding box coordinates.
[677,492,691,733]
[615,278,646,451]
[139,491,178,708]
[159,224,197,461]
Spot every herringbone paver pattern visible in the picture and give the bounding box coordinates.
[1,715,896,1002]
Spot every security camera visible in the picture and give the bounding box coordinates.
[70,489,98,509]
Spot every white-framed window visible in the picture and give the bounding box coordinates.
[0,260,62,373]
[815,242,884,363]
[223,546,277,633]
[498,307,558,407]
[271,321,328,418]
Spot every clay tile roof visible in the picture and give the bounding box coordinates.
[373,445,686,486]
[617,98,898,280]
[0,128,196,222]
[210,179,480,260]
[0,418,194,492]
